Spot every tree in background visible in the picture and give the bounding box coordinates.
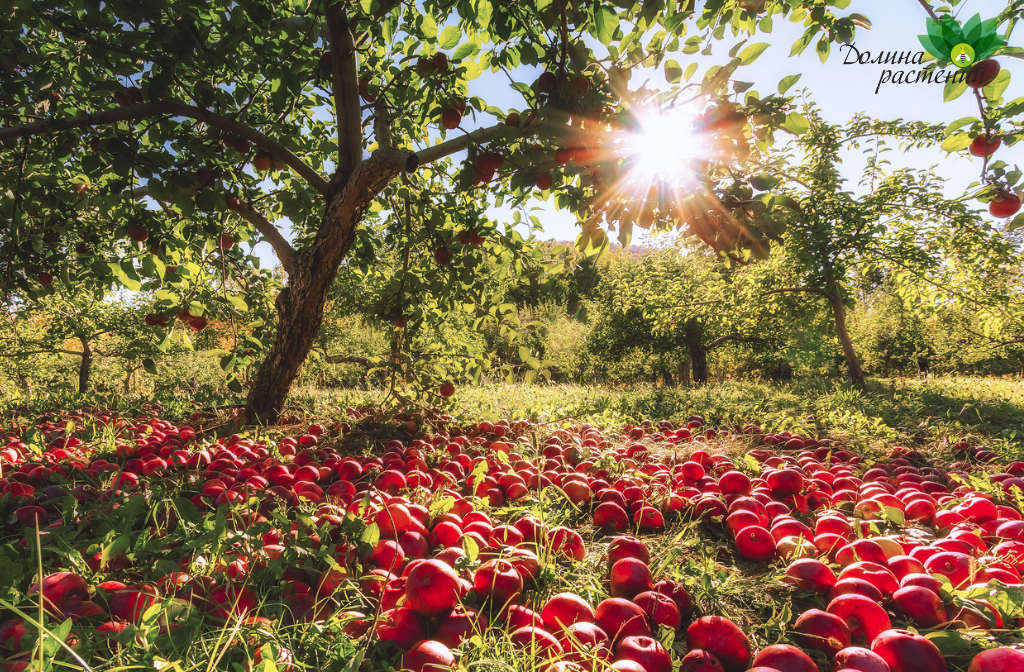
[0,291,193,394]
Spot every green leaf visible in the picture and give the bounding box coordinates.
[750,175,780,191]
[882,506,905,525]
[664,59,682,83]
[462,534,479,561]
[142,358,157,375]
[943,74,968,102]
[360,522,380,545]
[781,112,809,135]
[816,37,830,64]
[101,534,131,569]
[419,14,438,39]
[594,6,618,46]
[452,41,480,61]
[944,116,978,135]
[940,133,973,152]
[771,195,802,212]
[984,69,1010,101]
[226,295,249,311]
[438,26,461,50]
[738,43,770,65]
[924,631,968,656]
[683,62,698,82]
[777,74,801,95]
[1007,213,1024,231]
[108,262,141,291]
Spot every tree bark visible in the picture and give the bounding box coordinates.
[78,335,92,394]
[826,289,867,389]
[678,360,690,387]
[243,150,409,424]
[685,321,709,385]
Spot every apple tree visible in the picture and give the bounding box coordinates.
[1,0,873,422]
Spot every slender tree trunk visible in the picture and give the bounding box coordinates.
[17,371,32,396]
[688,339,708,385]
[78,335,92,394]
[825,289,866,389]
[683,319,709,384]
[123,367,133,392]
[678,360,690,387]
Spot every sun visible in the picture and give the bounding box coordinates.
[628,109,702,184]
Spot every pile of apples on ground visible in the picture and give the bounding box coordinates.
[1,410,1022,672]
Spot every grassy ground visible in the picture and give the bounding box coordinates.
[284,376,1024,452]
[2,376,1022,671]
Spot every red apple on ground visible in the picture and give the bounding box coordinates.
[406,560,461,617]
[967,647,1024,672]
[685,616,752,672]
[595,598,651,643]
[610,558,653,599]
[793,608,851,656]
[401,640,455,672]
[615,635,672,672]
[827,593,892,645]
[870,629,946,672]
[751,644,818,672]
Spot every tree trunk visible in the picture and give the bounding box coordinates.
[123,367,133,392]
[244,156,401,424]
[688,340,708,385]
[685,320,709,384]
[826,289,866,389]
[17,371,32,396]
[678,360,690,387]
[78,335,92,394]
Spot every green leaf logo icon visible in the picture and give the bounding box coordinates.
[918,13,1005,67]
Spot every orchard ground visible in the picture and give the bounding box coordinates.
[1,376,1024,672]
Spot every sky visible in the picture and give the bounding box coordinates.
[248,0,1020,268]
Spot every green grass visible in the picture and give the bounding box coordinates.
[282,376,1024,451]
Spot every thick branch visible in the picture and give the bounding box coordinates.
[415,124,504,165]
[374,100,393,150]
[236,202,297,273]
[313,148,413,261]
[326,4,363,183]
[706,334,768,350]
[0,101,330,196]
[324,354,375,367]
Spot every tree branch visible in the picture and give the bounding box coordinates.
[0,349,83,358]
[374,99,393,150]
[757,287,825,297]
[0,101,330,196]
[326,4,364,185]
[236,202,297,274]
[915,0,940,21]
[324,354,375,367]
[961,325,1024,350]
[415,124,504,165]
[706,334,768,350]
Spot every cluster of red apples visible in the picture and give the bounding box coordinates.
[0,409,1022,672]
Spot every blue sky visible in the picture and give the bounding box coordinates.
[250,1,1019,267]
